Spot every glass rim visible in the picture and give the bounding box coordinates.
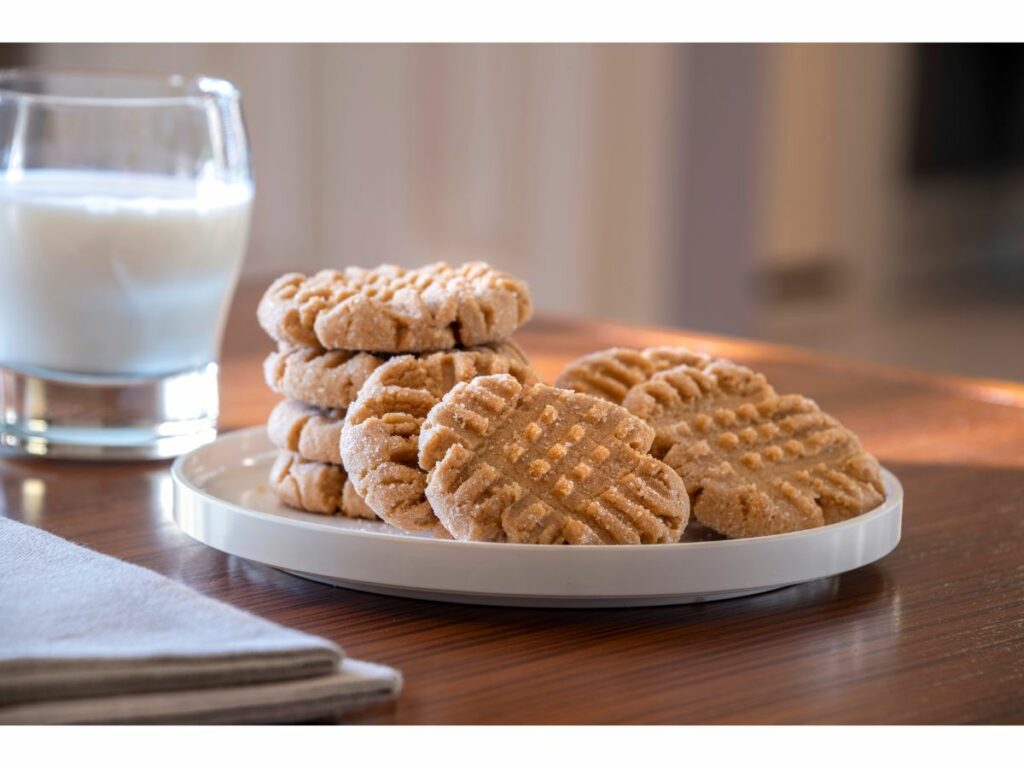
[0,67,241,107]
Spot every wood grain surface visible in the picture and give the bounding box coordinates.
[2,281,1023,724]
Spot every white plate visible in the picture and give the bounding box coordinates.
[171,427,903,608]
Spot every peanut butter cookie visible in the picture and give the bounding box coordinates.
[555,346,714,405]
[257,261,533,353]
[419,375,689,544]
[264,345,385,410]
[269,452,378,519]
[267,399,345,465]
[622,361,885,538]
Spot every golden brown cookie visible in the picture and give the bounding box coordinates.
[341,346,541,535]
[419,375,689,544]
[257,262,533,353]
[555,346,715,405]
[266,399,345,465]
[269,452,379,519]
[264,344,385,410]
[622,361,885,538]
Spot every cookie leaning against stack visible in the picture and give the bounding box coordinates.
[256,261,537,527]
[342,344,539,536]
[419,375,689,544]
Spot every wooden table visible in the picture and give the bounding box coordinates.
[3,282,1023,724]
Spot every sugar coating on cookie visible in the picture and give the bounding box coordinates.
[555,346,715,405]
[341,346,540,535]
[419,375,689,544]
[269,452,378,519]
[266,399,346,465]
[264,345,385,410]
[622,361,885,539]
[257,261,534,353]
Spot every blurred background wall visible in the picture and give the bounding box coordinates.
[4,43,1022,380]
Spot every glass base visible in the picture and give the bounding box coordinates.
[0,362,219,461]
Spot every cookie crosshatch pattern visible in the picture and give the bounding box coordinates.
[419,375,690,544]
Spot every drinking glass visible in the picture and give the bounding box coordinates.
[0,69,253,459]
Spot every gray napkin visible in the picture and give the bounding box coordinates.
[0,517,401,724]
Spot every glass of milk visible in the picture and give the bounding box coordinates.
[0,69,253,459]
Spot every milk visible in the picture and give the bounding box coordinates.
[0,171,252,376]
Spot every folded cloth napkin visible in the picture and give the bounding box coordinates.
[0,517,401,724]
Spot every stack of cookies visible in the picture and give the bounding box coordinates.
[256,261,538,528]
[256,261,885,545]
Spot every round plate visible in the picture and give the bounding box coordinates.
[171,427,903,608]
